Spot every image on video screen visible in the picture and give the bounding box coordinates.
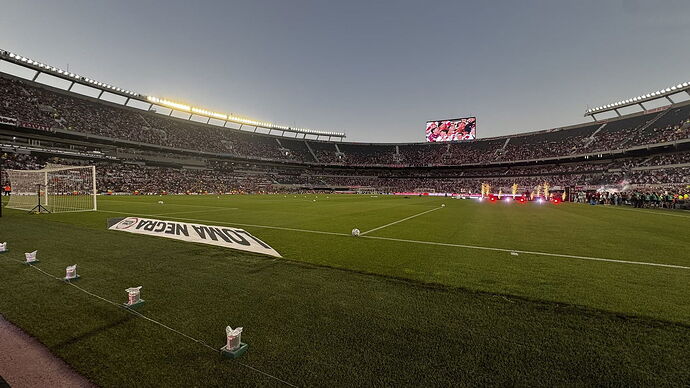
[425,117,476,142]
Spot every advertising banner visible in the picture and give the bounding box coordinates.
[109,217,281,257]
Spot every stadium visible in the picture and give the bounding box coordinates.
[1,4,690,386]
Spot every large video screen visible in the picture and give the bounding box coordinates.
[425,117,476,142]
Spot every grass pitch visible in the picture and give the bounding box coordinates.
[0,194,689,386]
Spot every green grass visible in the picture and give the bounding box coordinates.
[0,194,689,386]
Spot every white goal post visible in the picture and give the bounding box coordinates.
[6,165,97,213]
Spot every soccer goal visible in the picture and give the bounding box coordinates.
[6,165,97,213]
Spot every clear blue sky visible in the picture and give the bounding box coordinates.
[1,0,689,142]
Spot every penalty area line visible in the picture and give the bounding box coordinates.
[360,206,443,236]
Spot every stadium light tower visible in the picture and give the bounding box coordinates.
[585,81,690,119]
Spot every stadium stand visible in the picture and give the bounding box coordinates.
[1,71,689,205]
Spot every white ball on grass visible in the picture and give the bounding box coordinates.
[351,228,360,237]
[441,204,445,207]
[158,201,164,204]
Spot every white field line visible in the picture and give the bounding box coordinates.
[151,208,238,216]
[96,210,690,271]
[98,210,350,237]
[360,207,443,236]
[101,199,237,211]
[599,205,690,219]
[360,235,690,270]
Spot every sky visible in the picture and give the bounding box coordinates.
[1,0,690,142]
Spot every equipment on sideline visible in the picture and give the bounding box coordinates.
[29,184,50,213]
[221,326,248,359]
[124,286,145,308]
[64,264,80,281]
[24,250,38,264]
[6,165,97,213]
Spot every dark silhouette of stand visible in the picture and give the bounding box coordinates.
[29,184,50,214]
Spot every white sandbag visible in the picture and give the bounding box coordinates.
[125,286,142,305]
[225,326,243,351]
[65,264,78,279]
[25,250,37,262]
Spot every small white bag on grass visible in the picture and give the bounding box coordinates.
[0,242,7,252]
[225,326,243,351]
[25,250,37,263]
[125,286,142,305]
[65,264,78,280]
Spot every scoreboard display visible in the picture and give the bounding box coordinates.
[425,117,476,142]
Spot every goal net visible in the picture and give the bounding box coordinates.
[6,166,97,213]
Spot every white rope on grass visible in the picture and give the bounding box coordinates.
[6,257,298,387]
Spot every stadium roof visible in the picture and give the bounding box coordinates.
[0,49,346,140]
[585,80,690,118]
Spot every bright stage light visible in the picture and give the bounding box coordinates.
[145,94,345,137]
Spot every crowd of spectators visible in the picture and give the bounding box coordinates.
[3,75,690,169]
[2,150,688,200]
